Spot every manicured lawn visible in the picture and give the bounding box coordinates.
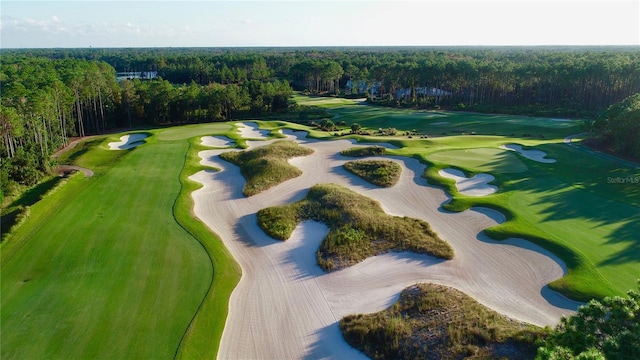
[1,127,240,359]
[303,96,582,140]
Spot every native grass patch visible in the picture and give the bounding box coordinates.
[343,160,402,187]
[340,146,387,157]
[341,283,545,360]
[257,183,453,271]
[219,140,314,196]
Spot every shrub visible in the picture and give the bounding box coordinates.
[537,284,640,359]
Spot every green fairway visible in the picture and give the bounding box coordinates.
[1,129,238,359]
[304,96,583,140]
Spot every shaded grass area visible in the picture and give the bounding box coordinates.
[1,132,213,359]
[1,176,65,241]
[257,183,453,271]
[219,140,314,196]
[341,283,546,360]
[343,160,402,187]
[341,146,387,157]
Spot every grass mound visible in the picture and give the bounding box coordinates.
[341,146,387,157]
[257,183,453,271]
[343,160,402,187]
[340,283,545,360]
[219,140,314,196]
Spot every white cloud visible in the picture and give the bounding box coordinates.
[1,14,199,47]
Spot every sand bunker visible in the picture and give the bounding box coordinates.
[501,144,556,163]
[236,122,269,139]
[108,133,148,150]
[189,134,579,359]
[438,168,497,196]
[200,135,234,148]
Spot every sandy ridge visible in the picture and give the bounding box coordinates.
[190,123,581,360]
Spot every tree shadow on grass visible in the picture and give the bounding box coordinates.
[6,176,63,209]
[520,177,640,268]
[599,217,640,267]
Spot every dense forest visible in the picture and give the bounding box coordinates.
[1,46,639,195]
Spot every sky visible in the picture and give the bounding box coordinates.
[1,0,639,48]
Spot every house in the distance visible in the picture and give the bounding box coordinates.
[395,87,452,99]
[116,71,158,81]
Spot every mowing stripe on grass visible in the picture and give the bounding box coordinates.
[1,138,212,359]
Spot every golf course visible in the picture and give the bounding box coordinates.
[1,96,638,359]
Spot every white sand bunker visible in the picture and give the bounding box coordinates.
[108,133,148,150]
[201,135,234,148]
[237,122,269,139]
[500,144,556,163]
[439,168,497,196]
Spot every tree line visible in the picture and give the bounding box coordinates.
[9,46,639,117]
[2,46,639,195]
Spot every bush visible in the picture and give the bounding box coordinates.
[537,284,640,359]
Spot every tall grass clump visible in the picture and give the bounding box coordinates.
[219,140,314,196]
[257,183,453,271]
[343,160,402,187]
[341,146,387,157]
[340,283,546,359]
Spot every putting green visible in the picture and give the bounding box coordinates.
[429,148,528,174]
[157,122,233,141]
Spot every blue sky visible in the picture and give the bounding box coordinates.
[1,1,639,48]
